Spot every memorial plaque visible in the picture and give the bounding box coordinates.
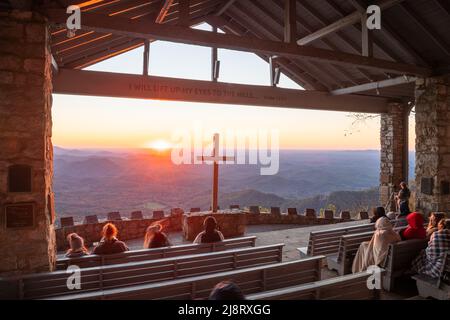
[441,181,450,195]
[83,215,99,224]
[170,208,184,216]
[8,165,32,192]
[130,211,143,220]
[340,211,351,220]
[5,203,35,228]
[190,208,201,213]
[229,205,240,209]
[60,216,74,227]
[270,207,281,215]
[421,177,434,195]
[107,211,122,221]
[249,206,260,214]
[323,210,334,219]
[287,208,298,215]
[153,210,165,219]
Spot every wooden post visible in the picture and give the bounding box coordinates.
[211,26,219,82]
[143,39,149,75]
[284,0,297,43]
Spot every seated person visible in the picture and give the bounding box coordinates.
[399,212,426,240]
[93,223,129,255]
[370,206,386,224]
[426,212,446,237]
[193,216,224,244]
[411,219,450,278]
[352,216,401,273]
[66,233,89,258]
[143,224,171,249]
[208,281,245,300]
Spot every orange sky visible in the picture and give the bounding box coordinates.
[52,24,416,150]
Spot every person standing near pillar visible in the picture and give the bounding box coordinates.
[396,181,411,216]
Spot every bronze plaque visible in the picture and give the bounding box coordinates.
[421,177,434,195]
[8,165,32,192]
[5,203,35,228]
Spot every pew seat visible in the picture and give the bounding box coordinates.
[247,271,382,300]
[0,243,282,300]
[46,256,325,300]
[56,236,257,269]
[382,238,428,291]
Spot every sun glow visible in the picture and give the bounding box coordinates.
[147,140,172,151]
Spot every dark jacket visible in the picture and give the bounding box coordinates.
[93,238,129,255]
[147,232,171,248]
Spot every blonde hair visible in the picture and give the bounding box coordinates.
[102,223,118,240]
[143,224,162,249]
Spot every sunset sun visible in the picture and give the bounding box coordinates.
[147,140,172,151]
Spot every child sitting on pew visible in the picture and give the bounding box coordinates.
[93,223,129,255]
[426,212,446,237]
[411,219,450,279]
[66,233,89,258]
[399,212,426,241]
[193,216,225,244]
[143,224,171,249]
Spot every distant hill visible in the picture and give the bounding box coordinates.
[52,147,409,219]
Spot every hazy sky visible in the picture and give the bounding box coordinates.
[52,24,416,150]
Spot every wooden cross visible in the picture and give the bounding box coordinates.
[196,133,235,213]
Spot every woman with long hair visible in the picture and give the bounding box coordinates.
[426,212,446,237]
[93,223,129,255]
[370,206,386,224]
[65,233,89,257]
[193,216,225,244]
[143,224,171,249]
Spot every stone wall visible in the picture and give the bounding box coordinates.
[380,102,409,210]
[0,11,56,276]
[415,75,450,214]
[245,213,350,225]
[55,215,183,251]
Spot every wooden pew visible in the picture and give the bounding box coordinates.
[382,238,428,292]
[56,236,257,270]
[0,244,283,300]
[327,225,410,276]
[326,231,374,275]
[247,271,382,300]
[45,256,324,300]
[413,251,450,300]
[298,223,374,258]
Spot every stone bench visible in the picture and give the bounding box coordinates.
[130,211,143,220]
[0,243,283,300]
[60,217,74,227]
[55,235,257,270]
[247,271,382,300]
[298,223,375,258]
[382,238,428,291]
[45,256,324,300]
[413,251,450,300]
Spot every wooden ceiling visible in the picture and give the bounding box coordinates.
[3,0,450,100]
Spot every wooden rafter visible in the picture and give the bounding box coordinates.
[284,0,296,43]
[330,75,418,95]
[214,0,237,16]
[155,0,174,23]
[297,0,406,45]
[53,68,390,113]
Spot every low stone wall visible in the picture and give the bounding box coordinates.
[55,215,182,251]
[245,213,351,225]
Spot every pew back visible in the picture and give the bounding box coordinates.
[247,271,380,300]
[47,256,324,300]
[56,236,257,269]
[0,243,283,300]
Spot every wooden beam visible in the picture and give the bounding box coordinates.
[361,13,373,57]
[155,0,174,23]
[331,75,418,95]
[284,0,296,43]
[52,69,390,113]
[178,0,190,26]
[297,0,406,45]
[45,9,431,76]
[215,0,237,16]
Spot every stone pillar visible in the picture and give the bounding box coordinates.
[380,102,410,211]
[0,11,56,275]
[415,75,450,215]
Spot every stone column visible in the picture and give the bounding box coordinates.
[0,11,56,275]
[415,75,450,215]
[380,102,410,211]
